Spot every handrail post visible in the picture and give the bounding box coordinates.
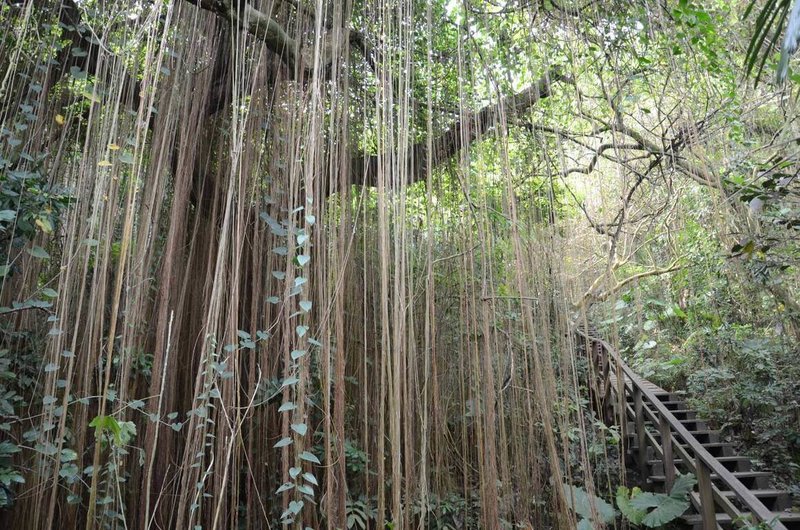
[592,343,602,412]
[600,345,612,424]
[633,387,647,479]
[696,460,717,529]
[659,412,675,490]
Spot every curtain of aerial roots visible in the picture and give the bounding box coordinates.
[0,1,612,529]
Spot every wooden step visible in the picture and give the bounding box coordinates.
[628,445,656,461]
[680,418,710,430]
[671,409,698,419]
[654,391,686,401]
[685,489,793,517]
[659,400,688,410]
[718,489,793,511]
[628,440,735,460]
[625,416,710,432]
[714,471,773,489]
[695,442,736,457]
[623,394,685,405]
[676,429,722,444]
[681,511,800,530]
[627,429,722,444]
[647,456,752,474]
[650,471,773,489]
[713,456,753,472]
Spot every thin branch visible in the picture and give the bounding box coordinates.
[576,257,684,309]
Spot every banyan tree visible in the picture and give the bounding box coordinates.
[1,1,798,529]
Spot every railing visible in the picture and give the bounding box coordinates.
[575,326,788,530]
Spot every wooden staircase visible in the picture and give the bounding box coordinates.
[576,327,799,530]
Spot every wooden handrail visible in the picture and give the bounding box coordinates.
[575,327,788,530]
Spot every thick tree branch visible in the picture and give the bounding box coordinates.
[187,0,377,77]
[347,68,566,191]
[187,0,305,71]
[562,142,643,177]
[610,121,721,189]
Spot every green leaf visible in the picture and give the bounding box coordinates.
[274,437,292,448]
[562,484,615,524]
[89,415,122,444]
[299,300,312,312]
[69,66,87,79]
[668,304,688,319]
[281,376,299,388]
[617,486,646,525]
[291,423,308,436]
[0,441,21,455]
[117,420,136,445]
[299,451,320,465]
[278,402,296,412]
[668,473,697,498]
[624,474,696,528]
[27,246,50,259]
[297,484,314,496]
[35,216,53,233]
[41,288,58,299]
[275,482,294,494]
[260,213,287,237]
[639,496,688,527]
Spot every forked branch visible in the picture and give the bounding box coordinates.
[575,257,684,309]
